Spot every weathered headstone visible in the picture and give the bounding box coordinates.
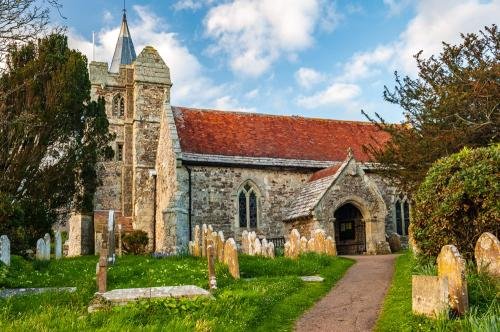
[188,241,195,255]
[248,231,257,255]
[55,231,62,260]
[201,224,208,257]
[300,236,308,253]
[107,210,116,263]
[0,235,10,266]
[325,236,336,256]
[261,238,268,257]
[437,245,468,316]
[193,225,201,257]
[36,238,46,260]
[387,233,402,253]
[217,231,225,261]
[412,275,449,318]
[223,238,240,279]
[284,241,291,257]
[267,242,275,258]
[207,244,217,290]
[43,233,51,260]
[312,229,326,254]
[289,229,301,258]
[307,238,315,252]
[97,244,108,293]
[254,237,262,256]
[241,230,249,254]
[474,232,500,278]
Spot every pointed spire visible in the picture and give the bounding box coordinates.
[109,8,137,73]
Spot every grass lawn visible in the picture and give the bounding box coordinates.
[375,251,499,332]
[0,253,353,331]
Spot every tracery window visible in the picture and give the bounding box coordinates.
[394,198,411,236]
[112,94,125,117]
[237,181,259,229]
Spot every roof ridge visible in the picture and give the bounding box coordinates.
[172,105,379,125]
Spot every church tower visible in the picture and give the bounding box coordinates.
[68,8,172,255]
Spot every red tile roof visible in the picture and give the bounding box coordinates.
[308,164,342,182]
[172,107,390,162]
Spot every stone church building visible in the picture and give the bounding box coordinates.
[68,13,411,256]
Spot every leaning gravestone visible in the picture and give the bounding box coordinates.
[36,238,46,260]
[437,245,468,316]
[474,232,500,278]
[0,235,10,266]
[55,231,62,259]
[43,233,51,260]
[223,238,240,279]
[107,210,116,263]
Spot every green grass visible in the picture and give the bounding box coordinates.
[0,253,353,331]
[375,251,499,332]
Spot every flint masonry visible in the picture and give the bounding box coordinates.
[68,11,411,256]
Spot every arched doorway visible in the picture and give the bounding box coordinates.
[334,203,366,255]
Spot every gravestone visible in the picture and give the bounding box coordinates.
[107,210,116,263]
[188,241,195,255]
[261,238,268,257]
[307,238,315,252]
[312,229,326,254]
[201,224,208,257]
[284,241,291,257]
[387,233,402,253]
[0,235,10,266]
[223,238,240,279]
[207,244,217,290]
[474,232,500,278]
[55,231,62,259]
[36,238,46,260]
[241,230,249,254]
[325,236,336,256]
[97,243,108,293]
[254,237,262,256]
[437,245,468,316]
[300,236,308,253]
[289,229,301,258]
[43,233,51,260]
[267,242,275,258]
[193,225,201,257]
[412,275,449,318]
[248,232,257,255]
[217,231,225,261]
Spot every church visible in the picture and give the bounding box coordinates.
[67,12,410,256]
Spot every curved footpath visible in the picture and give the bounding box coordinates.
[295,254,398,332]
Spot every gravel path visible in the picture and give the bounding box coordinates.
[295,254,398,332]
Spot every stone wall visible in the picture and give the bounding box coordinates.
[188,165,311,241]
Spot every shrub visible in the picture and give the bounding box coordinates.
[411,144,499,259]
[122,230,149,255]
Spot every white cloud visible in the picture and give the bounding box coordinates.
[67,5,235,107]
[297,83,361,109]
[244,88,259,99]
[102,10,113,23]
[295,67,325,89]
[204,0,339,77]
[173,0,218,11]
[214,95,257,112]
[383,0,413,16]
[337,45,394,82]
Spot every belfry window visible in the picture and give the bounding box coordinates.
[237,182,259,229]
[112,94,125,117]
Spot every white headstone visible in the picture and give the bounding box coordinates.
[43,233,51,260]
[107,210,116,263]
[36,238,46,260]
[0,235,10,266]
[55,231,62,259]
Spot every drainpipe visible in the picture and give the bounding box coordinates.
[186,166,193,241]
[149,169,157,251]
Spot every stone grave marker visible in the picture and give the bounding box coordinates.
[412,275,449,318]
[55,231,62,259]
[300,236,308,253]
[97,243,108,293]
[107,210,116,263]
[254,237,262,256]
[267,242,275,258]
[43,233,51,260]
[326,236,336,256]
[0,235,10,266]
[249,231,257,255]
[201,224,208,257]
[207,244,217,290]
[224,238,240,279]
[241,230,249,254]
[217,231,225,261]
[36,238,46,260]
[289,229,301,258]
[261,238,268,257]
[313,229,326,254]
[474,232,499,278]
[193,225,201,257]
[284,241,291,257]
[307,238,315,252]
[437,245,468,316]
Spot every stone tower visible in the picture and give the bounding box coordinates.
[68,11,172,254]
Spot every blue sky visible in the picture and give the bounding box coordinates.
[57,0,499,122]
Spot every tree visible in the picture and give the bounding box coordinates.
[0,0,63,64]
[363,25,499,193]
[0,34,113,252]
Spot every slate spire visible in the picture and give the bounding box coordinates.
[109,8,137,73]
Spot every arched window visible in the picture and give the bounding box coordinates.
[395,200,403,235]
[112,94,125,117]
[403,201,410,235]
[237,181,259,229]
[394,198,411,236]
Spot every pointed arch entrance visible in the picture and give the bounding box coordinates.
[334,203,366,254]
